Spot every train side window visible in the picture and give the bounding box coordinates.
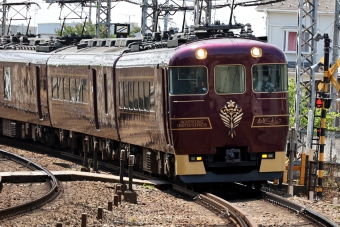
[75,79,80,102]
[82,79,88,103]
[252,64,288,93]
[215,65,245,94]
[70,78,76,102]
[128,82,134,109]
[169,66,207,95]
[58,78,63,100]
[4,67,11,101]
[52,77,58,99]
[119,82,123,108]
[144,82,149,110]
[150,82,155,111]
[134,81,139,110]
[124,82,129,109]
[64,78,70,101]
[138,82,144,111]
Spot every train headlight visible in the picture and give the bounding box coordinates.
[250,47,262,58]
[261,153,275,159]
[189,155,203,162]
[195,48,207,59]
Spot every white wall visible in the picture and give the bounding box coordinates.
[266,11,335,65]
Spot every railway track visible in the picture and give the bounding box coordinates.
[0,136,338,226]
[263,191,339,227]
[0,149,59,220]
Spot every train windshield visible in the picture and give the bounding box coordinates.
[215,65,245,94]
[252,64,288,93]
[169,66,208,95]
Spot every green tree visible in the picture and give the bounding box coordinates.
[129,26,141,38]
[54,21,116,38]
[289,78,340,131]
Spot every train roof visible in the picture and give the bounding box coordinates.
[0,22,263,55]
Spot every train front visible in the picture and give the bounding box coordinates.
[168,38,289,184]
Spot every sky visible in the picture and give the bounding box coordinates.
[5,0,267,36]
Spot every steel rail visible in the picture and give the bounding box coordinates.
[203,193,257,227]
[0,149,59,220]
[1,137,337,226]
[171,185,252,227]
[263,191,339,227]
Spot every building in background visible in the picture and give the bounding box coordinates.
[2,25,37,36]
[256,0,335,70]
[38,23,77,38]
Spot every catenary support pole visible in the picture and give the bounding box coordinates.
[318,34,331,198]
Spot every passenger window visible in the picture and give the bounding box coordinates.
[215,65,245,94]
[75,79,80,102]
[64,78,70,101]
[134,82,139,110]
[52,77,58,99]
[169,67,207,95]
[119,82,123,108]
[138,82,144,111]
[252,64,288,93]
[4,67,11,101]
[70,79,76,102]
[124,82,129,109]
[150,82,155,111]
[128,82,133,109]
[144,82,149,110]
[81,79,88,103]
[58,78,63,100]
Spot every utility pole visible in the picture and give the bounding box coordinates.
[164,0,169,31]
[318,34,331,199]
[2,0,6,35]
[331,0,340,113]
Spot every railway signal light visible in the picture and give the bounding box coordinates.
[323,97,332,109]
[316,98,322,108]
[316,128,321,137]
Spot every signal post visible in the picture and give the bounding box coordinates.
[311,33,340,198]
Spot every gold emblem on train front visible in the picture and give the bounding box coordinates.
[219,100,243,138]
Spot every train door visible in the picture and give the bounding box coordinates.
[36,66,43,120]
[162,68,173,146]
[168,66,211,154]
[92,69,99,130]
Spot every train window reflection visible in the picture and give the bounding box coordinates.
[138,82,144,110]
[119,82,124,108]
[70,79,76,102]
[134,82,139,109]
[215,65,245,94]
[150,82,155,111]
[52,77,58,99]
[75,79,80,102]
[252,64,288,93]
[64,78,70,101]
[144,82,149,110]
[4,67,11,101]
[128,82,134,109]
[58,78,63,100]
[81,79,88,103]
[169,66,207,95]
[124,82,129,109]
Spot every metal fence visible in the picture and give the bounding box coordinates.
[298,131,340,163]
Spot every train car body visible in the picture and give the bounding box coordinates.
[0,31,288,185]
[0,50,51,138]
[169,38,288,183]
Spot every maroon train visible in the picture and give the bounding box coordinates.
[0,31,289,185]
